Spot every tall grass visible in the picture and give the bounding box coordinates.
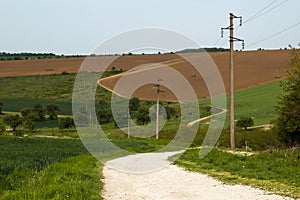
[175,148,300,198]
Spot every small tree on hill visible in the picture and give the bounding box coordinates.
[276,46,300,145]
[165,106,177,120]
[3,114,23,132]
[236,116,254,131]
[129,97,140,112]
[59,117,74,130]
[97,109,113,124]
[46,104,60,120]
[23,120,35,131]
[136,106,150,125]
[33,103,45,121]
[21,107,31,118]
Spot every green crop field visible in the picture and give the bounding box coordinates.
[0,73,114,115]
[0,98,72,115]
[0,135,172,199]
[234,81,282,125]
[0,136,102,199]
[201,80,283,126]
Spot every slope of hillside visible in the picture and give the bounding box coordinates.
[0,50,290,101]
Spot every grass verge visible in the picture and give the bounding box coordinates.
[174,148,300,199]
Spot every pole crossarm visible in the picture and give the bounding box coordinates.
[230,37,245,49]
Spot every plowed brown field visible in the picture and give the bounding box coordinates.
[0,50,291,101]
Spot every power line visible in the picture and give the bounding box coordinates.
[212,0,289,48]
[244,0,279,24]
[248,21,300,47]
[212,37,223,47]
[244,0,289,24]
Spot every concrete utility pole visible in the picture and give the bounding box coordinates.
[153,84,164,140]
[127,107,130,138]
[221,13,244,150]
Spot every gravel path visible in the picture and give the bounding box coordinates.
[102,153,291,200]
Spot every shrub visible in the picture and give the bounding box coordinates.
[237,116,254,130]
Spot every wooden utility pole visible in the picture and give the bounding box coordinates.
[221,13,244,150]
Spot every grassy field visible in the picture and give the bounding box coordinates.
[200,80,283,126]
[0,74,76,101]
[0,136,102,199]
[234,81,282,125]
[0,98,72,115]
[174,148,300,199]
[0,73,283,121]
[0,73,113,115]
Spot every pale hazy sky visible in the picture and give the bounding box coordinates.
[1,0,299,54]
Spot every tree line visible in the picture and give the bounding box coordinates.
[0,52,84,61]
[0,103,74,134]
[96,97,179,127]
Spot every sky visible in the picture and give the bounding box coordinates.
[1,0,299,55]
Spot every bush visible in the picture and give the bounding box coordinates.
[58,117,74,129]
[236,116,254,130]
[136,106,150,125]
[276,47,300,146]
[61,71,70,75]
[217,129,282,151]
[2,115,23,132]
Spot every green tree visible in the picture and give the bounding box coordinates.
[2,114,22,131]
[33,103,45,121]
[276,46,300,145]
[58,117,74,129]
[165,106,177,120]
[136,106,150,125]
[129,97,140,119]
[129,97,140,112]
[97,109,113,124]
[99,100,106,109]
[46,104,60,120]
[113,111,128,128]
[0,102,3,114]
[21,107,32,117]
[21,107,40,122]
[236,116,254,131]
[21,107,36,131]
[0,121,5,134]
[23,120,35,131]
